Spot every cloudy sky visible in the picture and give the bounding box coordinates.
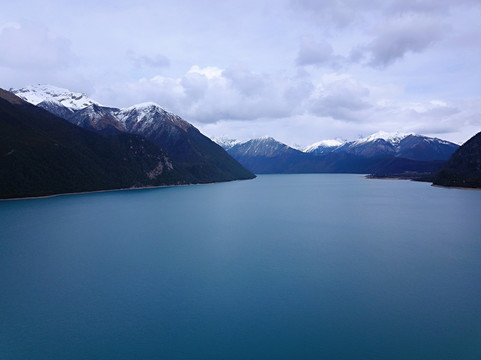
[1,0,481,146]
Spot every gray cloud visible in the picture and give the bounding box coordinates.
[292,0,479,26]
[94,65,315,123]
[127,51,170,68]
[386,0,480,15]
[290,0,380,28]
[308,76,371,121]
[296,37,343,68]
[222,64,266,96]
[352,15,444,67]
[2,0,480,145]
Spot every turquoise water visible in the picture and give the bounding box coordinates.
[1,174,481,359]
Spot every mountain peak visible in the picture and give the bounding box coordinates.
[229,137,299,157]
[125,101,162,111]
[260,136,276,141]
[120,102,186,124]
[214,136,242,150]
[10,84,100,110]
[304,139,344,153]
[355,131,415,145]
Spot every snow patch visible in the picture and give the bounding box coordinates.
[354,131,415,145]
[214,136,242,150]
[304,139,344,152]
[10,84,100,110]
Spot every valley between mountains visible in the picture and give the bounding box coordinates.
[1,84,480,199]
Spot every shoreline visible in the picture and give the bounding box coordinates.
[1,184,179,202]
[431,184,481,191]
[366,176,414,181]
[366,175,481,191]
[0,177,255,202]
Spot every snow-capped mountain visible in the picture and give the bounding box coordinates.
[68,104,125,135]
[225,132,458,175]
[334,131,409,158]
[393,134,459,161]
[228,137,299,158]
[0,88,183,199]
[117,102,192,136]
[10,84,99,110]
[8,85,254,183]
[112,102,253,180]
[306,131,459,161]
[225,137,308,174]
[337,131,458,160]
[303,139,345,154]
[352,131,414,145]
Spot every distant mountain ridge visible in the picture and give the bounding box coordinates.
[304,131,458,161]
[218,135,455,177]
[9,85,255,185]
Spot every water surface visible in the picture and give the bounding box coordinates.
[1,175,481,359]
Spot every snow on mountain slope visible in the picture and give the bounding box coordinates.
[68,104,125,134]
[229,137,300,157]
[10,84,100,110]
[214,136,242,150]
[117,102,192,134]
[303,139,344,153]
[352,131,415,146]
[337,131,459,160]
[302,131,458,160]
[36,98,76,119]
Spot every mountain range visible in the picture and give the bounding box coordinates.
[2,83,478,198]
[303,131,458,161]
[217,133,459,177]
[10,85,255,184]
[1,86,254,199]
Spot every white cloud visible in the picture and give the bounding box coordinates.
[0,22,72,70]
[94,65,315,123]
[1,0,480,145]
[91,62,481,146]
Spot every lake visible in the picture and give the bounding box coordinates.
[1,174,481,359]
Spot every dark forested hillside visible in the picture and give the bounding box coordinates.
[0,89,184,199]
[433,132,481,188]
